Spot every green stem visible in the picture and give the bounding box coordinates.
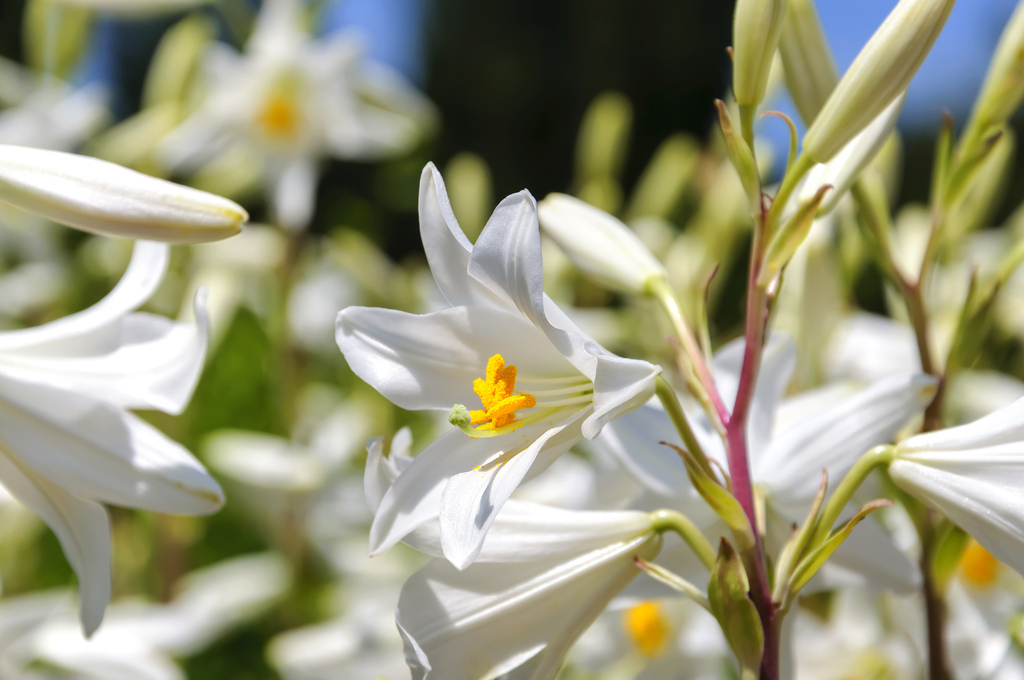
[650,509,716,571]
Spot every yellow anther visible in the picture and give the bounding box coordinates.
[623,601,671,658]
[465,354,536,431]
[959,539,1002,589]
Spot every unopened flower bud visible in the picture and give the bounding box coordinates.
[537,193,668,296]
[0,145,247,243]
[732,0,789,108]
[803,0,956,163]
[963,2,1024,153]
[778,0,837,124]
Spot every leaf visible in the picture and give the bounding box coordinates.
[790,499,893,594]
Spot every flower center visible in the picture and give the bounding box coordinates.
[959,539,1002,589]
[448,354,593,438]
[256,83,303,141]
[623,601,671,658]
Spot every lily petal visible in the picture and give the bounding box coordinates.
[0,375,224,515]
[0,451,111,636]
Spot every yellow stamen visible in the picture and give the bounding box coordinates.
[465,354,536,431]
[623,601,671,658]
[959,539,1002,589]
[257,90,301,141]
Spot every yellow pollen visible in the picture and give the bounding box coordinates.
[623,601,671,658]
[959,539,1003,589]
[467,354,536,430]
[257,91,301,140]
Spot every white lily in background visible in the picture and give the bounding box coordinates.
[599,335,935,591]
[159,0,435,230]
[890,396,1024,579]
[0,240,223,635]
[0,56,109,152]
[0,552,289,680]
[337,163,660,569]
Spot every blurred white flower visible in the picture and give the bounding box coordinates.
[338,163,659,570]
[0,552,289,680]
[160,0,436,230]
[0,240,223,635]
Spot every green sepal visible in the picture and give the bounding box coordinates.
[790,499,893,594]
[930,112,955,208]
[708,538,764,677]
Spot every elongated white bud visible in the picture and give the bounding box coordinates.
[778,0,837,124]
[733,0,789,108]
[537,193,667,295]
[803,0,956,163]
[0,145,247,242]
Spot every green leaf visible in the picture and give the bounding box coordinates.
[665,442,756,553]
[790,499,893,594]
[708,539,764,676]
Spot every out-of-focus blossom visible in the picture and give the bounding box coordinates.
[160,0,435,230]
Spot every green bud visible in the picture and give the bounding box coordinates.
[142,13,215,110]
[803,0,956,163]
[443,153,493,243]
[625,134,700,221]
[732,0,789,108]
[778,0,838,125]
[963,1,1024,154]
[708,538,764,677]
[574,91,633,185]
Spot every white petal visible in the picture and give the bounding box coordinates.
[900,393,1024,452]
[0,287,210,415]
[890,456,1024,578]
[417,163,504,309]
[0,453,111,636]
[0,375,223,515]
[439,415,584,569]
[336,304,572,411]
[271,156,317,231]
[0,240,168,352]
[584,344,661,440]
[396,533,660,680]
[758,373,937,505]
[0,144,246,243]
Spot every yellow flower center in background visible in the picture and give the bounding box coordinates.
[470,354,536,430]
[623,601,671,658]
[257,89,302,141]
[959,539,1003,589]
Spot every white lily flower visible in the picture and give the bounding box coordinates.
[890,396,1024,579]
[599,335,935,591]
[159,0,435,230]
[337,163,660,569]
[396,504,660,679]
[0,145,246,243]
[537,192,668,295]
[0,240,224,635]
